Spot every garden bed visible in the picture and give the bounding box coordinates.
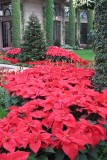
[0,46,106,160]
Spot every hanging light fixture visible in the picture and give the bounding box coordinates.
[0,0,3,16]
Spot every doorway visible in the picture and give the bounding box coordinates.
[2,21,12,47]
[80,23,87,44]
[53,21,61,45]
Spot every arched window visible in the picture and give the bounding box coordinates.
[4,8,11,16]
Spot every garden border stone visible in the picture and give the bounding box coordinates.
[0,64,28,71]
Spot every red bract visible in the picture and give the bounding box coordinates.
[77,119,106,147]
[0,130,16,152]
[53,128,89,160]
[17,118,42,132]
[0,151,29,160]
[29,132,51,153]
[2,56,19,64]
[6,48,21,55]
[48,108,76,133]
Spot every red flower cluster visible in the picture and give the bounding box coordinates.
[0,100,105,160]
[0,151,29,160]
[27,60,74,67]
[3,64,107,159]
[5,64,94,98]
[46,46,89,65]
[6,48,21,55]
[2,56,19,64]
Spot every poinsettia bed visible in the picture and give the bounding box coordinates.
[0,47,106,160]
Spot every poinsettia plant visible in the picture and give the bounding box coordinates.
[2,56,19,64]
[1,46,92,68]
[0,63,106,160]
[45,46,89,67]
[6,48,21,57]
[0,48,20,64]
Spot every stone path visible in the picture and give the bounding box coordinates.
[0,64,28,72]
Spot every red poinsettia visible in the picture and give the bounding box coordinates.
[6,48,21,55]
[0,130,16,152]
[45,46,89,66]
[0,151,29,160]
[29,131,51,153]
[2,56,19,64]
[53,128,89,160]
[1,60,107,160]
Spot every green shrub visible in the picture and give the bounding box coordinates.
[0,108,7,118]
[0,88,25,109]
[87,30,95,49]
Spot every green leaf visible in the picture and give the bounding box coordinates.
[55,150,65,160]
[80,149,89,154]
[89,120,97,124]
[0,108,7,118]
[79,153,88,160]
[37,155,48,160]
[75,154,79,160]
[99,140,106,146]
[87,149,98,160]
[28,153,37,160]
[44,146,55,153]
[102,125,107,130]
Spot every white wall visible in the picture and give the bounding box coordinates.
[23,0,43,27]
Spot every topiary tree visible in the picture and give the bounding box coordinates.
[93,0,107,91]
[45,0,53,46]
[74,0,107,92]
[12,0,21,48]
[69,0,76,47]
[17,14,46,62]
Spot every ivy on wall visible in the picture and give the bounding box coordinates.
[69,0,76,47]
[20,1,25,37]
[87,9,94,46]
[45,0,53,46]
[12,0,21,48]
[61,2,65,45]
[93,0,107,91]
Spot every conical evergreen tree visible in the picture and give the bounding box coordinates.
[18,14,46,62]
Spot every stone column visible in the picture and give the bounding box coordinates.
[12,0,21,48]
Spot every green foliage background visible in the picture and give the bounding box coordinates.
[46,0,53,46]
[12,0,21,48]
[69,0,76,47]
